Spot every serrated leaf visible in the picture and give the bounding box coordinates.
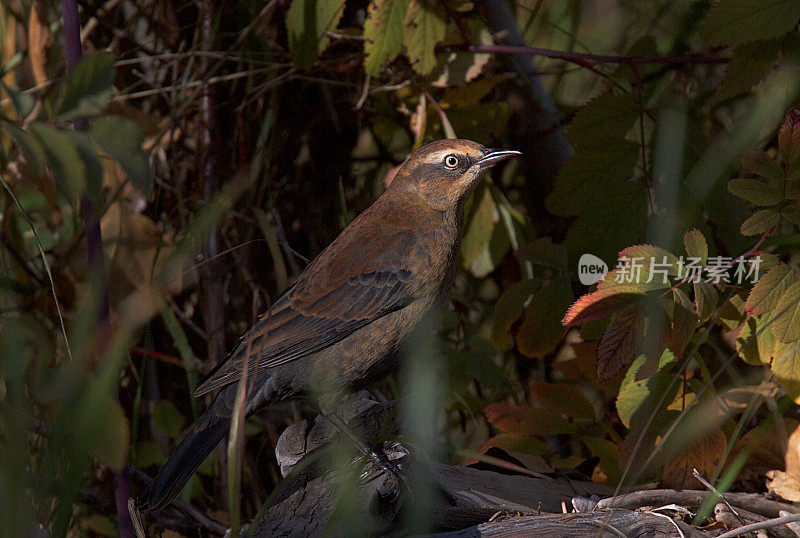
[3,123,46,175]
[546,140,640,217]
[55,52,115,121]
[740,209,781,235]
[88,116,153,197]
[618,244,681,278]
[772,280,800,343]
[699,0,800,48]
[286,0,346,69]
[562,287,644,327]
[727,177,782,205]
[29,123,86,202]
[528,381,596,420]
[669,288,697,359]
[616,350,678,429]
[517,277,572,357]
[779,109,800,165]
[363,0,412,77]
[738,314,775,365]
[403,0,447,76]
[597,309,642,381]
[773,340,800,403]
[746,263,798,315]
[683,229,708,264]
[716,39,782,100]
[694,281,718,323]
[740,148,784,181]
[565,94,640,148]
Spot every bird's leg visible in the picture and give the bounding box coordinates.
[319,409,408,492]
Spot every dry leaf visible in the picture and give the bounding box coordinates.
[661,428,727,489]
[27,1,51,87]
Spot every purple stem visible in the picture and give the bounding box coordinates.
[59,0,133,536]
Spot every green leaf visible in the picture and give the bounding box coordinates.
[88,116,153,197]
[693,281,718,323]
[0,80,36,118]
[772,280,800,343]
[727,178,782,206]
[55,52,115,121]
[29,123,87,202]
[683,229,708,264]
[66,131,104,202]
[740,209,780,235]
[2,123,46,175]
[286,0,347,69]
[517,277,573,357]
[153,400,186,440]
[773,340,800,403]
[738,314,775,365]
[700,0,800,47]
[403,0,447,76]
[745,263,798,315]
[716,39,783,100]
[131,440,165,468]
[669,288,697,359]
[546,140,640,217]
[363,0,412,77]
[617,350,678,429]
[88,398,130,470]
[740,148,784,181]
[564,94,640,148]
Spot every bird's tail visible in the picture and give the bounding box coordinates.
[137,389,233,512]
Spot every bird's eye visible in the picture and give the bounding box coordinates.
[444,154,460,169]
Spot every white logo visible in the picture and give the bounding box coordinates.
[578,253,609,285]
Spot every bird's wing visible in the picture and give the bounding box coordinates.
[194,229,417,397]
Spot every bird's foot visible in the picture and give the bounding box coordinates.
[358,440,409,501]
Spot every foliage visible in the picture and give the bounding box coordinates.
[2,0,800,535]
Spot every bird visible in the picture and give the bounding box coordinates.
[138,139,521,511]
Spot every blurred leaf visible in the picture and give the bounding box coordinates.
[363,0,411,77]
[462,185,498,270]
[740,209,780,235]
[727,177,782,205]
[716,39,782,100]
[699,0,800,47]
[618,244,681,277]
[476,433,548,455]
[403,0,446,76]
[772,280,800,342]
[153,400,186,439]
[740,148,784,181]
[528,381,595,420]
[0,81,35,118]
[581,436,621,484]
[738,314,775,365]
[55,52,115,121]
[661,428,727,489]
[89,398,130,470]
[517,277,572,357]
[617,350,678,429]
[546,141,639,217]
[485,401,575,436]
[131,440,165,468]
[2,123,46,175]
[440,77,504,108]
[746,263,798,315]
[286,0,346,69]
[683,229,708,265]
[26,2,49,87]
[88,115,153,197]
[29,122,87,202]
[66,130,104,201]
[564,94,640,148]
[490,279,536,350]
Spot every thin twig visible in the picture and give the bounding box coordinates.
[691,468,746,526]
[716,513,800,538]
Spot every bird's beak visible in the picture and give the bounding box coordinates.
[474,148,522,169]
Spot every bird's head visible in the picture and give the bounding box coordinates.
[390,139,521,210]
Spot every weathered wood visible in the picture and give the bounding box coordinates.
[421,510,706,537]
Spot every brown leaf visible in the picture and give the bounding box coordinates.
[767,470,800,502]
[562,288,644,327]
[526,381,595,420]
[728,417,799,492]
[779,108,800,166]
[596,309,642,382]
[661,428,727,489]
[484,402,575,437]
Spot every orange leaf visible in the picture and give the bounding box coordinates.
[484,402,575,437]
[562,288,643,327]
[661,428,727,489]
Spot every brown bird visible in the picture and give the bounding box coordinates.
[138,139,520,511]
